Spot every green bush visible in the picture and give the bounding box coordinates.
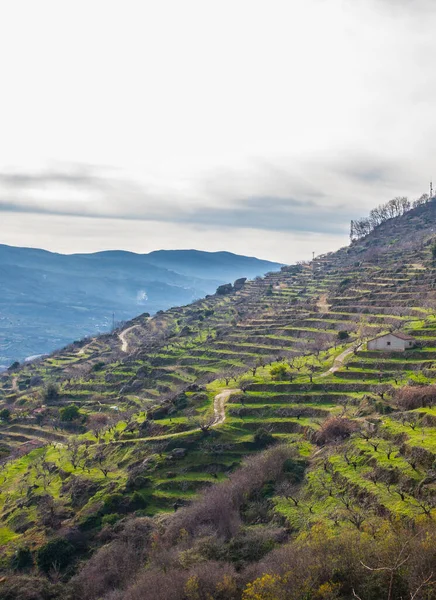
[130,491,148,509]
[224,528,276,565]
[339,277,352,288]
[270,364,289,381]
[101,513,121,526]
[337,330,350,341]
[0,408,11,422]
[102,493,125,514]
[42,382,60,404]
[60,405,80,422]
[253,428,275,448]
[283,458,307,483]
[91,361,105,372]
[36,538,74,573]
[78,514,102,531]
[11,547,33,571]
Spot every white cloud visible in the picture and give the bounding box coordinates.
[1,0,435,261]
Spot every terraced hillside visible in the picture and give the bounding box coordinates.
[1,199,436,586]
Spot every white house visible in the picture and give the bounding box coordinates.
[367,332,416,352]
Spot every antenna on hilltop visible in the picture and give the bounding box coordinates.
[430,181,433,199]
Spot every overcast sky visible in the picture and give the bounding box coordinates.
[1,0,435,263]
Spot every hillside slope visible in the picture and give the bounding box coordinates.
[1,199,436,596]
[0,246,281,367]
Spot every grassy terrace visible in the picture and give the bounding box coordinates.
[1,205,436,559]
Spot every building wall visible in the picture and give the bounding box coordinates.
[367,334,414,352]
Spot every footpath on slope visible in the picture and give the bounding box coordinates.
[118,325,138,353]
[315,291,357,376]
[317,293,331,313]
[212,389,240,426]
[78,339,96,356]
[319,344,359,378]
[118,317,153,353]
[101,388,241,446]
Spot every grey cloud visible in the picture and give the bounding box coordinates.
[179,197,353,235]
[0,165,108,189]
[332,155,401,185]
[0,153,414,237]
[0,193,353,236]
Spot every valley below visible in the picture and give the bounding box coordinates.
[0,247,281,368]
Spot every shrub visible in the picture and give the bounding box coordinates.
[91,361,105,372]
[70,518,155,600]
[337,330,350,341]
[0,408,11,422]
[283,458,307,483]
[10,547,33,571]
[36,538,75,573]
[164,445,293,542]
[60,405,80,422]
[130,491,148,509]
[270,364,289,381]
[253,428,275,449]
[315,416,359,445]
[216,283,233,295]
[0,575,62,599]
[42,382,60,404]
[339,278,352,288]
[222,527,278,566]
[79,514,102,531]
[102,493,125,514]
[395,385,436,410]
[101,513,121,527]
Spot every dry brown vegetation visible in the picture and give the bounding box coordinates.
[395,385,436,410]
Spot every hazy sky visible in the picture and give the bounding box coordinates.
[1,0,435,263]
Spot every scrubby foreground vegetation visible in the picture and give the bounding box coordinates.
[2,197,436,599]
[5,446,436,599]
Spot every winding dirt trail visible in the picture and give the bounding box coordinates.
[212,389,240,426]
[102,388,240,446]
[319,344,359,378]
[118,326,138,353]
[78,339,96,356]
[317,293,330,313]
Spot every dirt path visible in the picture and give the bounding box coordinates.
[118,326,138,353]
[317,293,330,313]
[102,388,241,447]
[319,344,359,378]
[78,339,96,356]
[11,377,18,392]
[212,389,240,426]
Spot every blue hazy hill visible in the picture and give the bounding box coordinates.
[0,245,282,367]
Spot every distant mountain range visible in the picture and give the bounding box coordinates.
[0,245,282,367]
